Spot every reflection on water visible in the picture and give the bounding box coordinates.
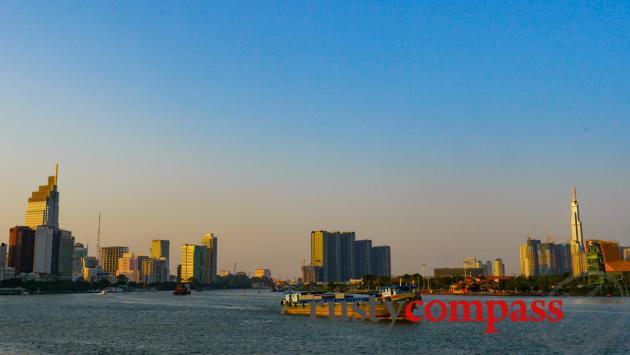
[0,290,628,354]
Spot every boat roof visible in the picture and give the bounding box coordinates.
[378,285,413,290]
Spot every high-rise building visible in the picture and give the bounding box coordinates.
[538,242,557,276]
[464,257,481,269]
[310,231,390,282]
[25,165,60,229]
[180,244,208,283]
[200,233,217,284]
[493,258,505,276]
[311,231,345,282]
[301,265,322,284]
[116,253,147,283]
[371,245,391,277]
[622,247,630,261]
[73,243,88,259]
[311,231,334,282]
[334,232,355,282]
[482,260,493,276]
[57,230,74,281]
[255,268,271,278]
[520,239,541,277]
[72,243,88,281]
[81,256,107,282]
[33,226,60,276]
[8,226,35,273]
[151,240,170,260]
[98,246,129,275]
[570,187,587,277]
[353,239,372,278]
[554,243,572,274]
[142,257,169,284]
[0,243,7,268]
[32,226,73,280]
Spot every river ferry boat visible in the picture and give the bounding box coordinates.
[173,284,191,295]
[281,285,421,320]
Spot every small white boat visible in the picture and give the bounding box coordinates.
[100,287,124,295]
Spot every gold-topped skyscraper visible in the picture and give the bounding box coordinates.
[25,164,60,229]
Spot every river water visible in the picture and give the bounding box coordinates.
[0,289,628,354]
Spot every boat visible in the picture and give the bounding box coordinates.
[281,285,421,320]
[100,287,124,295]
[173,284,191,295]
[0,287,29,296]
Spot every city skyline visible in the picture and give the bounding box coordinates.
[2,2,630,278]
[2,164,627,278]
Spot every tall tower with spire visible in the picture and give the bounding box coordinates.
[25,164,60,229]
[570,186,584,251]
[570,186,587,276]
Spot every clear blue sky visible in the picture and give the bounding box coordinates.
[1,1,629,277]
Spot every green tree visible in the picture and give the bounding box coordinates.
[115,274,128,285]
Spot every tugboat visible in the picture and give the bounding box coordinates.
[281,285,421,320]
[173,284,191,295]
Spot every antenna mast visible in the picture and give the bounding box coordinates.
[96,212,101,258]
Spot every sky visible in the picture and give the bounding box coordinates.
[1,1,630,277]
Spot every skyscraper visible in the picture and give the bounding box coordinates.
[334,232,355,282]
[25,165,60,229]
[310,231,390,282]
[200,233,217,283]
[116,253,147,283]
[73,243,88,259]
[151,240,170,260]
[33,226,60,276]
[353,239,372,278]
[301,265,322,284]
[493,258,505,276]
[8,226,35,273]
[538,242,556,276]
[73,243,88,281]
[32,226,74,280]
[311,231,334,282]
[180,244,208,283]
[142,257,169,284]
[98,246,129,275]
[463,257,481,270]
[371,245,391,277]
[554,243,572,274]
[570,187,587,276]
[0,243,7,268]
[482,260,493,276]
[570,187,584,249]
[520,239,540,277]
[57,230,74,280]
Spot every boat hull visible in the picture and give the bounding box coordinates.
[282,293,419,320]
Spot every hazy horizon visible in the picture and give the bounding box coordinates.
[2,2,630,278]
